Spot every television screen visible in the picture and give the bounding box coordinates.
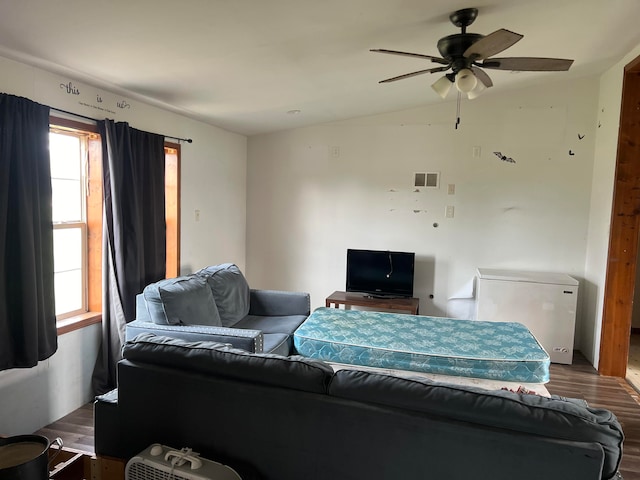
[346,249,415,298]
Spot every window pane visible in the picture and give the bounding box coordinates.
[49,133,81,180]
[51,178,82,222]
[53,228,82,272]
[49,126,92,319]
[54,270,83,316]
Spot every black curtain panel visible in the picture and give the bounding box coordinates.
[0,93,57,371]
[92,119,166,394]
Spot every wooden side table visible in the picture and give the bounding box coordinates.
[325,291,419,315]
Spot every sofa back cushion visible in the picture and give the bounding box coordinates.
[143,275,221,326]
[124,333,334,394]
[196,264,250,327]
[329,369,623,480]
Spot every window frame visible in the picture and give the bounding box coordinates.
[164,143,181,278]
[50,118,101,333]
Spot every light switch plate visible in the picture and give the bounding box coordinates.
[445,205,455,218]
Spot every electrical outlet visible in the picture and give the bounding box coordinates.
[448,184,455,195]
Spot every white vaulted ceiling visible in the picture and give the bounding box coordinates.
[0,0,638,135]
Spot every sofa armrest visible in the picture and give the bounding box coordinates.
[249,289,310,317]
[125,320,264,353]
[135,293,151,322]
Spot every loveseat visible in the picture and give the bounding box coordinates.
[126,263,310,355]
[94,333,624,480]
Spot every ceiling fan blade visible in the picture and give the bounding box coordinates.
[464,29,523,60]
[370,49,449,65]
[470,66,493,88]
[379,66,450,83]
[481,57,574,71]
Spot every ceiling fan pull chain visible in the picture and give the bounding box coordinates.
[455,91,461,129]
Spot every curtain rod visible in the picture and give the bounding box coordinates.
[50,107,193,144]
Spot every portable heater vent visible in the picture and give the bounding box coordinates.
[128,462,193,480]
[125,444,242,480]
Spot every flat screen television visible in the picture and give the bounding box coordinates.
[346,249,415,298]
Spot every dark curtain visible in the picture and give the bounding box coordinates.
[0,93,57,371]
[92,119,166,394]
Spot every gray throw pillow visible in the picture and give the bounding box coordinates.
[196,264,250,327]
[143,275,221,326]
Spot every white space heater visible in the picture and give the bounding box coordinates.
[126,444,242,480]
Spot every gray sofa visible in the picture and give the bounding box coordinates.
[126,263,310,355]
[94,333,624,480]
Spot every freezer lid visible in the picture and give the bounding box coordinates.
[476,268,579,286]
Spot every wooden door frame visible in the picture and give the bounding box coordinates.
[598,55,640,377]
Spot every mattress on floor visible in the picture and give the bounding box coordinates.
[293,307,550,383]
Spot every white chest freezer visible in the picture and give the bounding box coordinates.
[475,268,578,364]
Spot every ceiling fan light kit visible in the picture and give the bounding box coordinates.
[431,75,454,99]
[454,68,477,93]
[372,7,574,126]
[466,80,486,100]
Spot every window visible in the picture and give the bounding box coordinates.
[49,118,180,333]
[49,119,103,332]
[49,129,91,319]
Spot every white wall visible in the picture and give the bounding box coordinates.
[247,76,599,339]
[1,54,248,274]
[177,119,247,273]
[0,325,100,435]
[0,55,247,434]
[581,44,640,365]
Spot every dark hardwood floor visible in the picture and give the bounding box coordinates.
[34,353,640,478]
[547,354,640,479]
[34,402,94,454]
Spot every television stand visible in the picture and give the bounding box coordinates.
[364,294,405,299]
[325,291,420,315]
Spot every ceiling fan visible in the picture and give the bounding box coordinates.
[371,7,574,101]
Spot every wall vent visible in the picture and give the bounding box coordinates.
[414,172,440,188]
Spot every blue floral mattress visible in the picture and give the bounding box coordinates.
[293,307,550,383]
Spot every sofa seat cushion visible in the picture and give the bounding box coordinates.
[329,369,624,480]
[263,333,291,357]
[124,333,334,394]
[196,264,250,327]
[235,314,308,335]
[143,275,221,326]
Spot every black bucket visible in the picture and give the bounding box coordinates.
[0,435,62,480]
